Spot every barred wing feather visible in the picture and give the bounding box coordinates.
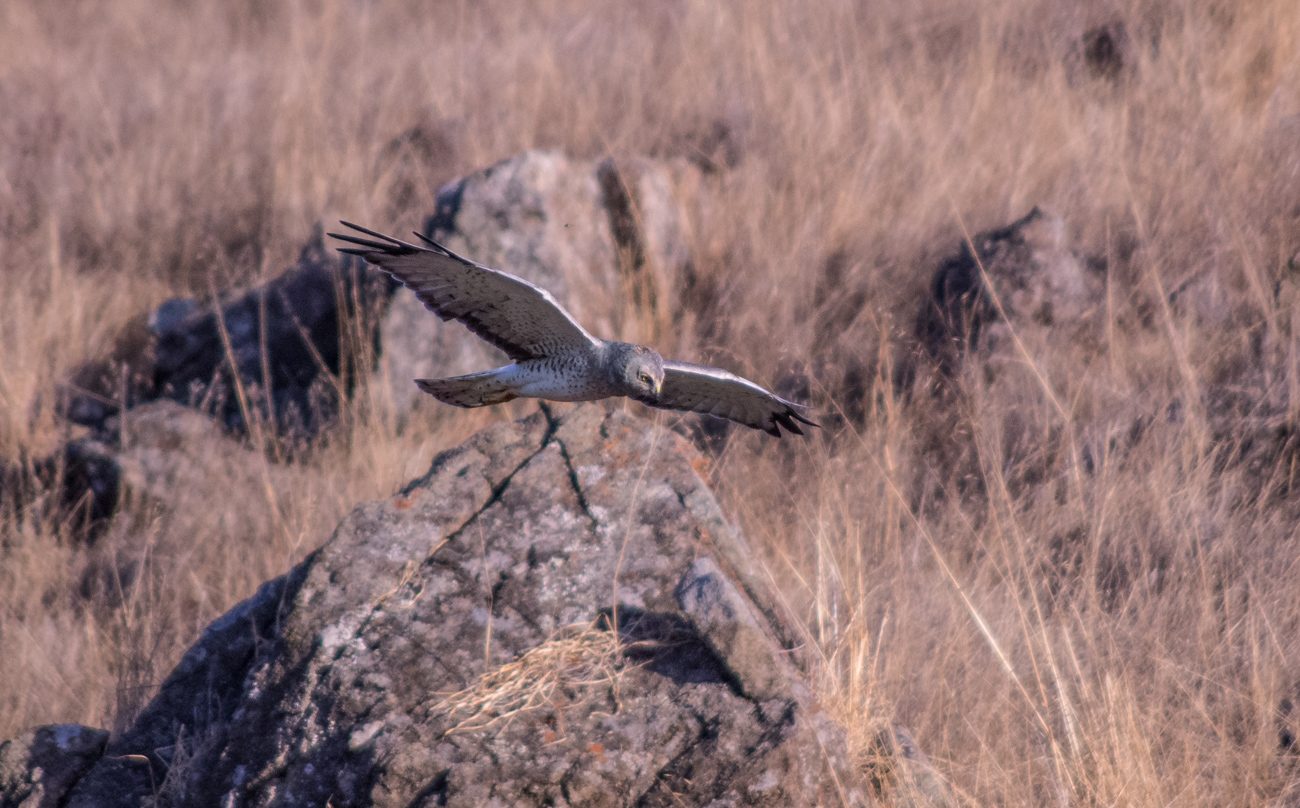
[330,221,600,361]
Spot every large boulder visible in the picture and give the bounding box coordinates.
[61,403,864,807]
[380,150,699,414]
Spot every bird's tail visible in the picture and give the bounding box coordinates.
[415,369,518,408]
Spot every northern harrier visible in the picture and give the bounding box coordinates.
[330,222,817,437]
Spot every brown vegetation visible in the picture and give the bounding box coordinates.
[2,0,1299,803]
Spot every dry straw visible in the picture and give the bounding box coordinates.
[432,624,631,736]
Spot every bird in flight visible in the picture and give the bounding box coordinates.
[330,222,817,437]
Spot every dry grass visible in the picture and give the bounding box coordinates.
[3,0,1300,803]
[432,624,627,735]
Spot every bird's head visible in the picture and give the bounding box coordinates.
[613,344,664,398]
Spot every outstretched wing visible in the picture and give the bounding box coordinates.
[635,360,818,438]
[329,221,601,361]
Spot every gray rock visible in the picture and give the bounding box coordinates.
[2,401,292,549]
[676,557,796,704]
[0,724,108,808]
[65,403,865,807]
[60,226,388,437]
[917,207,1098,376]
[64,564,312,808]
[380,150,698,414]
[109,401,292,510]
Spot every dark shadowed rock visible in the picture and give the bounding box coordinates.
[62,404,865,807]
[61,227,388,437]
[380,150,698,414]
[63,566,313,808]
[0,724,108,808]
[0,438,121,538]
[916,207,1098,377]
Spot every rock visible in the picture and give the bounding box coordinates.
[108,401,289,508]
[379,150,698,414]
[916,207,1098,377]
[61,226,388,437]
[0,438,120,538]
[0,724,109,808]
[3,401,292,549]
[65,403,865,807]
[63,567,312,808]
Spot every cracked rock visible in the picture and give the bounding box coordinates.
[61,403,864,806]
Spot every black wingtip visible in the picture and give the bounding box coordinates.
[338,220,402,244]
[773,411,810,436]
[412,231,442,249]
[328,231,405,252]
[329,221,424,254]
[410,231,475,265]
[788,406,820,429]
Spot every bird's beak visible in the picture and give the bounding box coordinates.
[654,381,662,396]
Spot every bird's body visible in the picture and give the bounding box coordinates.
[419,350,613,407]
[330,222,817,437]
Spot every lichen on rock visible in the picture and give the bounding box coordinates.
[57,403,865,807]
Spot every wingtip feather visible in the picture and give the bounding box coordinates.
[787,404,820,429]
[328,232,398,251]
[338,220,401,244]
[411,232,474,265]
[332,221,423,253]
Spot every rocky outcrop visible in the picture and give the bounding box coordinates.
[54,404,864,807]
[60,227,387,437]
[0,724,109,808]
[381,150,699,414]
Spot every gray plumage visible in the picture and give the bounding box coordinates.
[330,222,817,437]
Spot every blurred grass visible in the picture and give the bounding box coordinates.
[2,0,1299,803]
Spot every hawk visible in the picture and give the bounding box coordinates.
[331,222,817,437]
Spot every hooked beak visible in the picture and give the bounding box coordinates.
[654,380,662,396]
